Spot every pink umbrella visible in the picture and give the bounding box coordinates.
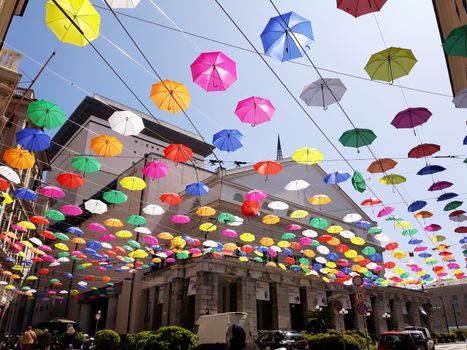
[144,235,159,245]
[377,206,395,217]
[437,272,448,277]
[190,51,237,92]
[171,214,191,224]
[268,249,277,257]
[189,248,201,255]
[235,96,275,126]
[425,224,441,232]
[373,265,383,273]
[11,224,27,232]
[99,234,116,242]
[414,246,428,252]
[166,258,176,263]
[98,267,106,271]
[142,161,169,179]
[391,107,432,135]
[38,246,52,253]
[447,263,460,269]
[286,224,302,231]
[61,205,83,216]
[39,186,65,198]
[165,250,174,257]
[428,181,453,191]
[71,251,82,256]
[222,229,238,238]
[87,223,106,233]
[245,189,267,201]
[299,237,313,246]
[42,255,55,262]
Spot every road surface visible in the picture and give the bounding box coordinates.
[436,343,467,350]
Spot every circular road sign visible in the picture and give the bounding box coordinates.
[352,275,364,287]
[333,299,343,311]
[354,292,366,303]
[356,303,369,315]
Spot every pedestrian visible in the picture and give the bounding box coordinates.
[226,324,246,350]
[63,324,76,349]
[19,326,37,350]
[38,329,51,350]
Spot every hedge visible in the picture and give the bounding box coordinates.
[126,326,197,350]
[95,329,121,350]
[303,330,375,350]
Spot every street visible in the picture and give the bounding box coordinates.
[436,343,467,350]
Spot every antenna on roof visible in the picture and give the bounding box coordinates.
[276,134,283,160]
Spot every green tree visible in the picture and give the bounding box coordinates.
[95,329,120,350]
[306,307,335,333]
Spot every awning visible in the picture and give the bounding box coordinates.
[418,305,427,315]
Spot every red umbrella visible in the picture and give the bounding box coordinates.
[241,200,260,217]
[449,210,466,218]
[385,242,399,251]
[254,160,282,178]
[56,172,85,188]
[41,231,57,240]
[318,234,332,243]
[240,245,254,253]
[408,143,440,158]
[361,197,382,206]
[0,178,10,191]
[454,226,467,234]
[29,216,49,225]
[367,158,397,173]
[164,144,193,163]
[160,192,183,205]
[337,0,387,17]
[428,181,453,191]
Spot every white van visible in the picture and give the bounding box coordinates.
[195,312,254,349]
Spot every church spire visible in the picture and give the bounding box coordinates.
[276,134,283,160]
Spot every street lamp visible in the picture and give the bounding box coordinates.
[382,312,391,331]
[314,305,323,312]
[95,310,101,335]
[338,309,349,350]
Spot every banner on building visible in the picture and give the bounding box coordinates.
[340,294,352,310]
[288,287,300,304]
[364,299,373,312]
[316,291,327,307]
[158,287,165,304]
[187,278,197,296]
[384,300,391,313]
[256,281,270,301]
[401,303,408,315]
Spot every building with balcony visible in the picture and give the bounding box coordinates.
[0,0,28,51]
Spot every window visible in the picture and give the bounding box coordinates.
[233,193,243,202]
[464,294,467,306]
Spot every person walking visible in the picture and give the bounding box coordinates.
[38,329,51,350]
[226,324,246,350]
[19,326,37,350]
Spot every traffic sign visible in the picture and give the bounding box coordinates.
[356,303,369,315]
[333,300,343,311]
[354,292,366,303]
[352,275,364,287]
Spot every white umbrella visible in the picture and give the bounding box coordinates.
[105,0,141,9]
[268,201,289,210]
[315,256,327,264]
[84,199,108,214]
[29,237,43,246]
[339,230,355,239]
[108,110,144,136]
[302,229,318,238]
[228,216,244,227]
[342,213,362,223]
[58,257,70,263]
[285,180,310,191]
[453,88,467,108]
[316,245,329,255]
[0,166,20,184]
[449,214,467,223]
[143,204,164,215]
[134,227,151,234]
[101,242,113,249]
[300,78,347,109]
[203,240,218,248]
[374,233,389,242]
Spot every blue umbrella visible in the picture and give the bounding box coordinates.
[13,188,37,201]
[355,220,372,228]
[185,182,209,196]
[417,165,446,176]
[64,273,73,279]
[460,237,467,244]
[83,248,97,255]
[282,247,293,256]
[66,226,84,236]
[260,11,314,62]
[323,171,351,184]
[437,192,458,201]
[418,252,432,258]
[408,238,423,245]
[407,200,427,212]
[312,263,323,271]
[369,253,383,261]
[212,129,244,152]
[16,128,51,151]
[464,135,467,145]
[326,252,339,261]
[421,274,431,280]
[342,267,352,274]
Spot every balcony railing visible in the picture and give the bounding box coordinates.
[0,48,23,72]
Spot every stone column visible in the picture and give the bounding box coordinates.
[372,297,388,334]
[105,295,118,330]
[238,278,257,336]
[408,301,422,327]
[195,272,218,321]
[274,283,291,330]
[305,287,317,312]
[391,299,405,329]
[78,302,93,335]
[168,278,186,326]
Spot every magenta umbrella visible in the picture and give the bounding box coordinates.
[245,189,267,201]
[377,206,395,217]
[142,161,169,179]
[414,246,427,252]
[171,214,191,224]
[87,222,106,233]
[425,224,441,232]
[61,205,83,216]
[337,0,387,18]
[235,96,275,126]
[286,224,302,231]
[391,107,432,135]
[11,224,28,232]
[144,235,159,245]
[447,263,460,269]
[39,186,65,198]
[189,248,202,255]
[222,229,238,238]
[99,234,116,242]
[190,51,237,92]
[299,237,313,246]
[428,181,453,191]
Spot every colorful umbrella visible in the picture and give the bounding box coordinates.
[428,181,453,191]
[185,182,209,197]
[323,171,350,184]
[408,143,440,158]
[16,128,51,151]
[443,201,463,211]
[164,144,193,163]
[300,78,346,109]
[364,47,417,83]
[235,96,275,126]
[292,147,323,165]
[254,160,282,177]
[196,206,216,217]
[61,204,83,216]
[190,51,237,92]
[126,215,146,226]
[46,0,101,47]
[241,200,260,217]
[379,174,406,185]
[367,158,397,173]
[120,176,146,191]
[391,107,432,134]
[107,0,140,8]
[452,88,467,108]
[309,194,332,206]
[443,24,467,57]
[407,200,427,212]
[361,197,382,206]
[337,0,387,17]
[160,193,183,206]
[260,11,314,62]
[149,80,191,113]
[27,99,65,129]
[44,209,65,221]
[351,171,366,193]
[56,172,85,188]
[84,199,107,214]
[3,148,35,169]
[377,207,395,217]
[13,188,37,201]
[71,156,101,173]
[90,135,122,157]
[171,215,191,224]
[103,190,127,204]
[108,111,144,136]
[212,129,244,152]
[339,128,377,151]
[417,165,445,176]
[142,161,169,179]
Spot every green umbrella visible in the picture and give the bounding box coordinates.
[218,212,236,224]
[281,232,296,240]
[54,232,70,241]
[364,47,417,83]
[50,278,60,284]
[425,260,437,265]
[126,215,146,226]
[400,272,410,279]
[58,252,70,257]
[27,100,65,129]
[177,251,189,259]
[385,215,402,221]
[443,24,467,57]
[71,256,82,261]
[363,271,374,278]
[103,190,128,204]
[362,246,377,256]
[122,245,134,252]
[351,170,366,193]
[127,240,141,249]
[311,240,320,247]
[309,217,329,229]
[71,156,101,173]
[339,128,377,151]
[44,209,65,221]
[76,264,87,270]
[368,227,382,234]
[443,201,463,211]
[299,257,310,266]
[402,228,418,236]
[464,158,467,164]
[253,257,263,263]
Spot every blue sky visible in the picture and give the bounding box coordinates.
[5,0,466,283]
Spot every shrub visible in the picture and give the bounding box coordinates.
[455,329,466,341]
[304,330,375,350]
[33,329,44,338]
[149,326,197,350]
[126,331,157,350]
[95,329,121,350]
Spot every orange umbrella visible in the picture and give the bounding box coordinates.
[29,216,49,225]
[367,158,397,173]
[254,160,282,177]
[90,135,122,157]
[3,148,35,169]
[149,80,191,114]
[413,211,433,219]
[164,144,193,163]
[160,193,183,205]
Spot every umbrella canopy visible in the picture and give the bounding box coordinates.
[241,200,260,217]
[364,47,417,82]
[391,107,432,132]
[323,171,350,184]
[212,129,244,152]
[408,143,440,158]
[285,180,310,191]
[149,80,191,113]
[407,200,427,212]
[61,205,82,216]
[428,181,453,191]
[309,194,332,206]
[190,51,237,92]
[126,215,146,226]
[90,135,122,157]
[16,128,51,151]
[56,172,84,188]
[119,176,146,191]
[142,161,169,179]
[160,193,183,205]
[339,128,377,151]
[452,88,467,108]
[235,96,275,126]
[13,188,37,201]
[379,174,406,185]
[254,160,282,177]
[0,166,20,184]
[84,199,107,214]
[71,156,101,173]
[292,147,323,165]
[245,190,267,201]
[27,100,65,129]
[103,190,127,204]
[337,0,387,17]
[107,0,140,8]
[3,148,35,169]
[367,158,397,173]
[108,111,144,136]
[46,0,101,47]
[443,201,463,211]
[351,171,366,193]
[443,24,467,57]
[164,144,193,163]
[143,204,164,215]
[260,11,314,62]
[417,165,445,176]
[185,182,209,197]
[437,192,458,201]
[300,78,346,109]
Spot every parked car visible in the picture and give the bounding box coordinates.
[404,330,428,350]
[377,332,419,350]
[404,327,435,350]
[254,331,309,350]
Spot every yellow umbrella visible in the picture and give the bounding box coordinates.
[239,256,249,263]
[289,210,309,219]
[239,233,255,242]
[199,223,217,232]
[157,232,174,240]
[90,135,123,157]
[54,243,69,251]
[3,231,17,239]
[115,230,133,238]
[18,221,36,230]
[196,206,216,217]
[327,225,343,234]
[393,267,405,275]
[149,80,191,114]
[70,237,86,244]
[350,237,365,245]
[392,250,406,259]
[303,249,315,258]
[277,240,291,248]
[379,174,406,185]
[103,218,124,227]
[394,221,411,229]
[20,240,33,248]
[259,237,274,247]
[4,285,15,290]
[1,192,13,205]
[431,235,446,242]
[326,262,337,268]
[352,255,364,263]
[344,249,357,258]
[266,262,277,268]
[223,243,238,251]
[26,276,38,281]
[120,176,146,191]
[129,249,148,259]
[171,236,186,250]
[309,194,332,206]
[45,0,101,47]
[292,147,324,165]
[262,215,280,225]
[3,148,35,169]
[327,237,341,246]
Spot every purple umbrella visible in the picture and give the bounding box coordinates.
[190,51,237,92]
[391,107,432,135]
[235,96,275,126]
[428,181,453,191]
